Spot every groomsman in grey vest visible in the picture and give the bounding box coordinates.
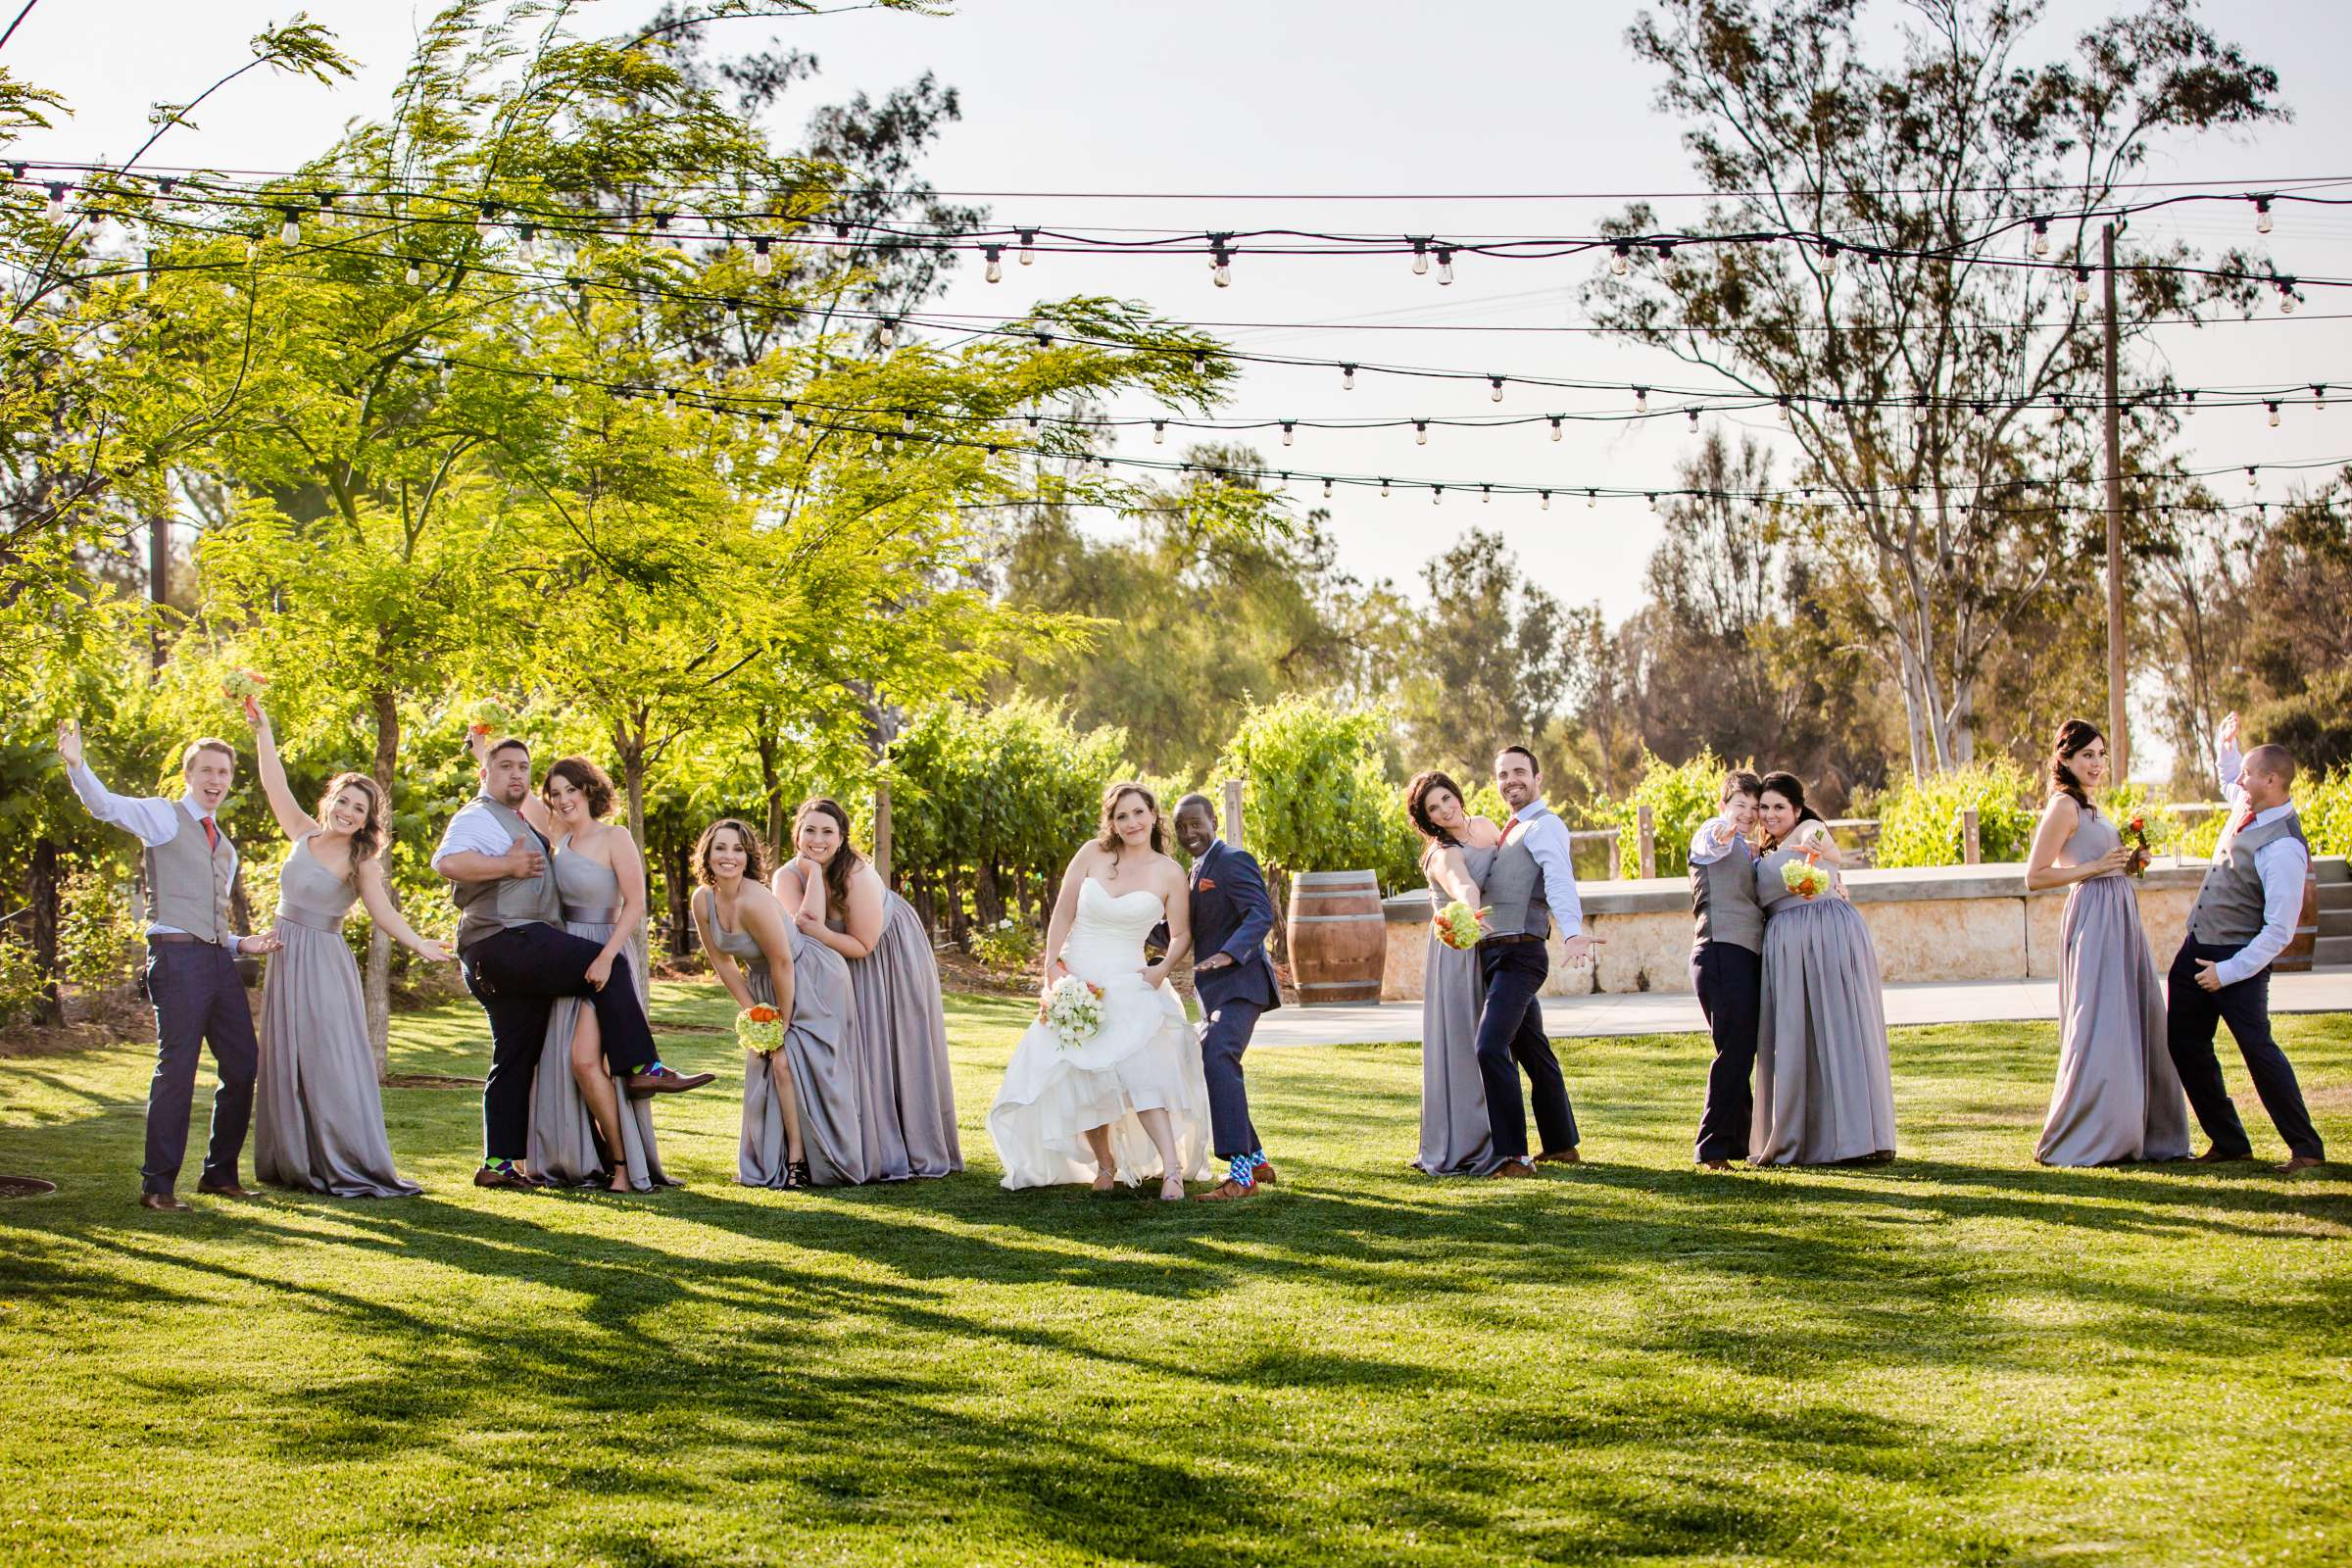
[2167,718,2326,1174]
[57,720,283,1210]
[433,737,711,1190]
[1474,744,1601,1177]
[1688,769,1766,1169]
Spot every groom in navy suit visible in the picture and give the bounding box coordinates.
[1171,795,1284,1200]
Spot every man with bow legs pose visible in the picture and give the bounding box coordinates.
[1171,794,1284,1200]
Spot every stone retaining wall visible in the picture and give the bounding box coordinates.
[1378,861,2208,1001]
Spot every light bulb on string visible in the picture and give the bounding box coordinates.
[479,204,502,240]
[1686,407,1700,431]
[1489,375,1505,403]
[516,223,538,261]
[1647,493,1660,514]
[1341,364,1356,392]
[1611,241,1632,276]
[984,244,1003,283]
[42,182,66,221]
[278,208,300,246]
[1634,386,1648,414]
[2316,384,2328,412]
[2268,401,2281,427]
[404,258,421,287]
[902,410,915,435]
[2183,389,2197,418]
[1322,477,1333,499]
[753,237,772,276]
[1210,233,1233,288]
[1410,236,1430,276]
[1379,478,1390,498]
[1435,246,1454,285]
[1777,396,1791,426]
[2074,267,2091,304]
[1539,490,1550,511]
[2278,278,2298,315]
[1152,420,1166,445]
[2030,218,2050,258]
[1281,420,1295,447]
[1822,239,1840,276]
[1481,485,1492,505]
[1414,419,1429,446]
[1548,416,1563,442]
[1018,228,1036,266]
[1432,485,1443,506]
[1586,489,1597,509]
[2255,196,2274,235]
[2246,466,2260,492]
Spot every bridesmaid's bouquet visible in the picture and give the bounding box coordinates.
[2125,814,2152,877]
[735,1004,783,1053]
[1044,974,1104,1050]
[220,668,268,707]
[1434,899,1485,951]
[1781,853,1833,900]
[466,699,513,738]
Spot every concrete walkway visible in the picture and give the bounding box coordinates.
[1252,970,2352,1048]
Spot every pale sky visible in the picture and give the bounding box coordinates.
[13,0,2352,764]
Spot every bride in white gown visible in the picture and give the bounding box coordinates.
[989,782,1216,1199]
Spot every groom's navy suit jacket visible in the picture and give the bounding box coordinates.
[1189,840,1282,1015]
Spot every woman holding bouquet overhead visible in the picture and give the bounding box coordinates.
[246,703,447,1198]
[2025,720,2191,1165]
[693,819,868,1189]
[1751,771,1896,1165]
[1406,770,1503,1177]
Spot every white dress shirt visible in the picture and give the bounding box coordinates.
[66,760,252,951]
[431,797,531,873]
[1507,801,1584,940]
[1689,813,1740,867]
[2209,741,2307,986]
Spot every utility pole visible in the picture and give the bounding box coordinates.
[2101,220,2130,782]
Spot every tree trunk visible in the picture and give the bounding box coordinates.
[974,861,1002,926]
[28,838,62,1026]
[756,724,787,851]
[615,726,649,851]
[871,782,893,884]
[1266,866,1293,970]
[365,686,398,1078]
[945,869,967,948]
[666,833,695,961]
[147,514,169,669]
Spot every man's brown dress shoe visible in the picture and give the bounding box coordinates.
[1490,1159,1539,1179]
[1700,1158,1735,1172]
[2194,1147,2256,1163]
[197,1182,256,1199]
[1534,1148,1582,1166]
[1193,1178,1258,1201]
[139,1192,189,1212]
[1251,1160,1279,1186]
[2278,1154,2326,1175]
[473,1164,535,1190]
[625,1066,716,1098]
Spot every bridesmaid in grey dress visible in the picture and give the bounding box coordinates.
[693,819,870,1188]
[1404,770,1503,1176]
[1751,771,1896,1165]
[2026,720,2192,1165]
[774,797,960,1180]
[524,759,671,1191]
[246,705,449,1198]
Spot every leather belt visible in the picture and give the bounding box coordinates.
[147,933,227,948]
[1479,932,1546,947]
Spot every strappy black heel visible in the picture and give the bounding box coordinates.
[787,1158,812,1190]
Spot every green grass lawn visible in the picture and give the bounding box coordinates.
[2,987,2347,1568]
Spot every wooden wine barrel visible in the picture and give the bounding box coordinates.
[2275,871,2320,972]
[1287,869,1386,1004]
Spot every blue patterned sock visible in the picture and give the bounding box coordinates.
[1250,1150,1269,1168]
[1227,1153,1255,1187]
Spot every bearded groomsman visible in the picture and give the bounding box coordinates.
[57,719,283,1210]
[2168,713,2327,1175]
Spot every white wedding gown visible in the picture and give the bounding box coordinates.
[988,877,1215,1190]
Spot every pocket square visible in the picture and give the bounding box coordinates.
[1196,877,1217,891]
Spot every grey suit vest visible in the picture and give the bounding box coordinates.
[144,806,232,945]
[1692,836,1764,953]
[449,797,562,952]
[1482,832,1553,941]
[2187,811,2308,946]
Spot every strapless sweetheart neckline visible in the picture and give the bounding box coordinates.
[1082,879,1161,907]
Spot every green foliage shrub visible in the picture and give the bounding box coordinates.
[1872,758,2037,868]
[1218,696,1417,892]
[1587,750,1733,880]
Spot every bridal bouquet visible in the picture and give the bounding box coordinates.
[466,699,513,738]
[2124,813,2152,878]
[1044,974,1104,1051]
[1434,899,1485,951]
[735,1004,783,1053]
[220,668,268,707]
[1781,853,1833,900]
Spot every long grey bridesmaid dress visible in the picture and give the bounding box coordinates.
[842,889,962,1179]
[2035,804,2192,1165]
[253,835,420,1198]
[1752,846,1897,1165]
[526,844,671,1189]
[1414,842,1500,1176]
[703,888,870,1187]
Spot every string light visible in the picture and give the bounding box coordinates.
[1611,240,1632,276]
[1489,375,1505,403]
[1281,419,1295,447]
[404,256,420,286]
[2247,466,2260,490]
[983,244,1004,282]
[1481,484,1492,504]
[1152,419,1166,444]
[1777,395,1791,425]
[1379,478,1390,497]
[516,223,538,261]
[753,237,772,275]
[278,207,299,246]
[1322,476,1333,499]
[2255,195,2274,234]
[1018,227,1036,266]
[1210,233,1233,288]
[2074,267,2091,304]
[2278,278,2298,315]
[1434,246,1454,285]
[1548,416,1563,442]
[1432,485,1443,505]
[2183,389,2197,417]
[1539,489,1550,511]
[2268,400,2281,427]
[1634,386,1648,414]
[2031,219,2051,258]
[41,181,64,220]
[2316,384,2328,412]
[878,318,896,347]
[1410,236,1430,276]
[1340,363,1356,392]
[1414,419,1429,445]
[477,203,501,240]
[1586,488,1596,508]
[1686,406,1700,430]
[1822,238,1840,276]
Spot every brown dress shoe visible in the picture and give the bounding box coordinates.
[2278,1154,2326,1175]
[2194,1147,2257,1163]
[197,1181,257,1199]
[473,1163,535,1191]
[1533,1148,1582,1166]
[1490,1159,1539,1179]
[139,1192,190,1212]
[1251,1160,1279,1186]
[1193,1178,1259,1201]
[625,1067,716,1098]
[1700,1158,1735,1172]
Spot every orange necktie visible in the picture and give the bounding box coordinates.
[203,816,220,852]
[2234,808,2256,835]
